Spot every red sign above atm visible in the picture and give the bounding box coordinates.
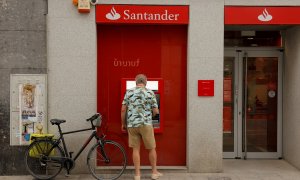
[96,5,189,24]
[225,6,300,25]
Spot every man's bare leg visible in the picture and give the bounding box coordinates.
[132,147,141,176]
[149,148,158,174]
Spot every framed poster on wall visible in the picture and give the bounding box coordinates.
[10,74,47,146]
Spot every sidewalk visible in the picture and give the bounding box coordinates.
[1,160,300,179]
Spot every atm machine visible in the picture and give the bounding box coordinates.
[121,78,164,133]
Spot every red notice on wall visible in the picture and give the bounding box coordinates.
[198,80,214,96]
[96,4,189,24]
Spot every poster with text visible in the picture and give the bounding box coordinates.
[10,74,47,145]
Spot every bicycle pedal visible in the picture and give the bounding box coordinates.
[69,151,74,158]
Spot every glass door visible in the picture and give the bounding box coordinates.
[242,50,282,159]
[223,49,282,159]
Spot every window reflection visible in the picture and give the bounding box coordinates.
[223,57,235,152]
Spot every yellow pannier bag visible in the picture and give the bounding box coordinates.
[29,133,55,157]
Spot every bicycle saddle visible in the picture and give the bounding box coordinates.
[50,119,66,125]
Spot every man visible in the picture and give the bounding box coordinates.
[121,74,163,180]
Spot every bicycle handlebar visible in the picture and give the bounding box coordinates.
[86,113,100,122]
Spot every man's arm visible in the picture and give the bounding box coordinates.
[151,91,159,117]
[121,105,127,130]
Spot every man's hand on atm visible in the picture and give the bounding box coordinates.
[152,107,159,117]
[121,123,127,131]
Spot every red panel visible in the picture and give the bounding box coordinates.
[225,6,300,25]
[96,5,189,24]
[97,25,187,166]
[198,80,214,96]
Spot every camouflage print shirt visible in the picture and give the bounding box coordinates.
[122,87,158,128]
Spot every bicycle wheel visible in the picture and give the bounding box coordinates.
[24,139,64,180]
[87,140,127,180]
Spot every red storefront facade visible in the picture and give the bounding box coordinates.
[96,5,188,166]
[45,1,300,173]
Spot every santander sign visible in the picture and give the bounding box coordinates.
[225,6,300,25]
[97,5,189,24]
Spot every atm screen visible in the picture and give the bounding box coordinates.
[126,80,158,90]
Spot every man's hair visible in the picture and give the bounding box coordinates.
[135,74,147,85]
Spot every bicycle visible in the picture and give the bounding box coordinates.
[24,113,127,180]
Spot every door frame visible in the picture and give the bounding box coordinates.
[223,50,239,158]
[224,47,283,159]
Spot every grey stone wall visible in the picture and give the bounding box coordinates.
[0,0,47,175]
[284,26,300,170]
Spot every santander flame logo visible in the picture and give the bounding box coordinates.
[258,8,272,22]
[106,7,121,20]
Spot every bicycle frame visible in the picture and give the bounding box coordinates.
[25,113,127,180]
[52,125,101,162]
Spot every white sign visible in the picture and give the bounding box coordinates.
[10,74,47,146]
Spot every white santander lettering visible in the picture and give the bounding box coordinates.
[122,9,180,21]
[154,14,161,20]
[124,10,130,20]
[161,10,169,20]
